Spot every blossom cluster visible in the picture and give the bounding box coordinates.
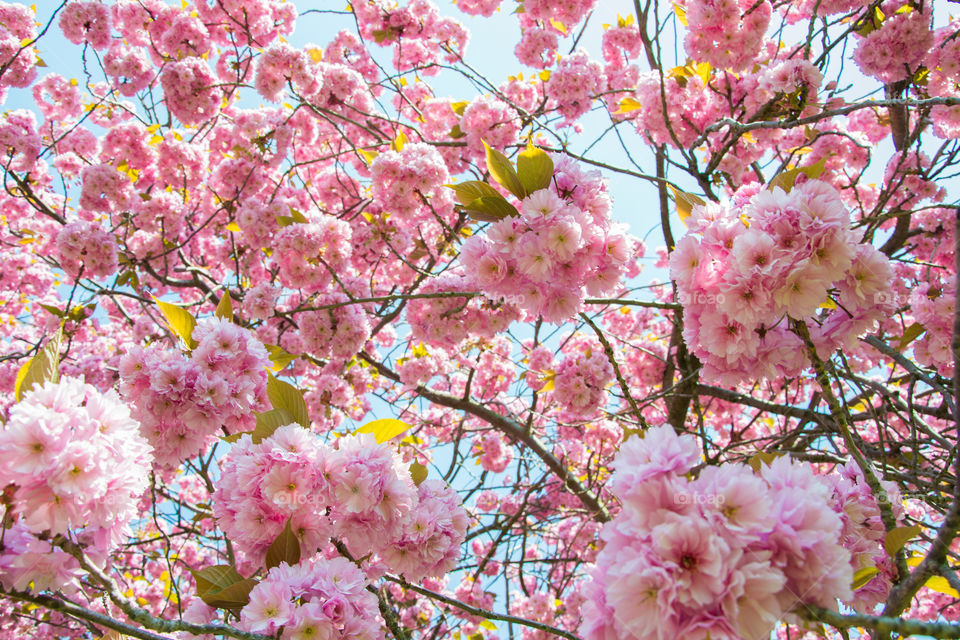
[0,377,153,590]
[580,425,901,640]
[56,221,119,279]
[118,318,270,467]
[460,156,633,323]
[681,0,772,71]
[670,179,895,384]
[214,425,468,582]
[240,555,381,640]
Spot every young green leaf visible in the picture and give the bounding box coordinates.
[154,297,197,350]
[355,418,411,443]
[483,141,526,200]
[265,343,298,372]
[215,291,233,321]
[14,329,62,401]
[516,143,554,195]
[463,196,521,222]
[266,374,310,429]
[252,408,297,443]
[410,462,428,485]
[898,323,925,351]
[767,157,828,193]
[265,519,301,569]
[668,185,706,226]
[446,180,505,206]
[884,524,921,557]
[851,566,879,590]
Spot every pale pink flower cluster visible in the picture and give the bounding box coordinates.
[581,426,856,640]
[910,274,956,376]
[522,0,597,28]
[474,432,513,472]
[351,0,469,73]
[456,0,502,16]
[407,272,522,350]
[546,50,606,124]
[0,1,38,91]
[254,42,323,102]
[244,282,279,321]
[0,109,40,172]
[104,42,153,96]
[56,221,119,279]
[853,5,932,84]
[59,1,112,50]
[670,179,894,384]
[272,217,354,291]
[297,297,371,363]
[380,479,469,582]
[460,95,521,151]
[682,0,772,71]
[926,21,960,139]
[829,461,905,611]
[514,15,559,69]
[215,426,468,581]
[31,74,83,121]
[240,555,380,640]
[627,70,724,148]
[0,377,153,579]
[194,0,296,48]
[551,336,614,420]
[160,58,221,126]
[118,318,270,467]
[80,163,133,213]
[0,517,84,593]
[370,142,453,221]
[460,156,632,323]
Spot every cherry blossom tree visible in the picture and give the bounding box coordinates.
[0,1,957,639]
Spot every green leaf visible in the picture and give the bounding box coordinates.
[202,578,258,610]
[219,431,250,443]
[898,322,925,351]
[410,462,428,486]
[668,186,706,226]
[463,196,520,223]
[37,303,64,318]
[479,620,498,632]
[516,143,554,195]
[265,519,301,570]
[14,329,62,401]
[483,141,525,200]
[924,575,960,598]
[768,157,828,194]
[266,344,297,372]
[355,418,411,443]
[154,297,197,350]
[67,304,96,323]
[288,207,309,223]
[190,565,247,598]
[446,180,505,206]
[852,565,880,590]
[215,291,233,321]
[267,374,310,429]
[252,408,296,443]
[448,124,467,139]
[884,524,922,557]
